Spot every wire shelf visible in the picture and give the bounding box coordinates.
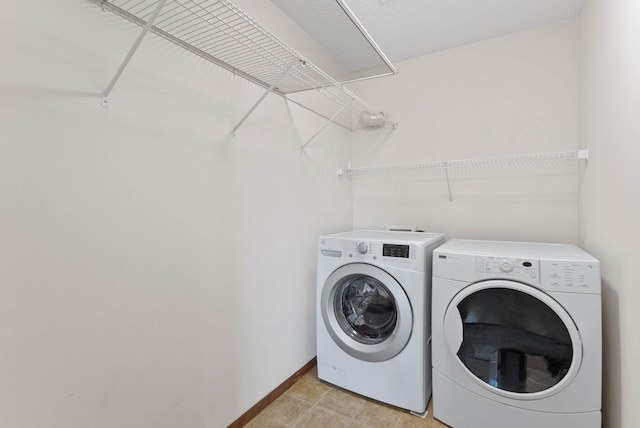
[338,149,589,203]
[95,0,386,129]
[337,150,589,176]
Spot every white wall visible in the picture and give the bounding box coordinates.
[348,19,580,243]
[4,2,637,427]
[346,7,640,426]
[579,0,640,426]
[0,1,352,427]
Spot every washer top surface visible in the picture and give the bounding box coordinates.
[436,239,597,262]
[323,230,445,246]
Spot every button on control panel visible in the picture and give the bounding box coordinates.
[498,259,514,273]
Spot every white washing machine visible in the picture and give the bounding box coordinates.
[317,230,445,414]
[432,239,601,428]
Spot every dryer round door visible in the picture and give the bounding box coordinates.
[443,280,582,400]
[321,263,413,362]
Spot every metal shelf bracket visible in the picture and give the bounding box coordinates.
[300,98,354,153]
[100,0,167,107]
[232,60,297,136]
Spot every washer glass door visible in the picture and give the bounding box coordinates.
[321,263,413,362]
[444,280,582,398]
[336,274,396,344]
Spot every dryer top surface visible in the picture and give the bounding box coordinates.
[322,229,445,246]
[435,239,598,263]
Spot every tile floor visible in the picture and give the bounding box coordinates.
[245,366,450,428]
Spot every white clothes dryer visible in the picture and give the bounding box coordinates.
[317,230,445,414]
[432,239,601,428]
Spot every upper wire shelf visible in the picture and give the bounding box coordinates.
[95,0,389,133]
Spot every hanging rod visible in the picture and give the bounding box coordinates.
[94,0,390,134]
[336,149,590,176]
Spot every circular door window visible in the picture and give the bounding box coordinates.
[443,281,582,399]
[321,263,412,362]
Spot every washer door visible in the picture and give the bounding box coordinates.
[443,280,582,399]
[321,263,412,362]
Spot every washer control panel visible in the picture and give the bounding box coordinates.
[342,240,419,268]
[476,255,539,282]
[318,234,443,273]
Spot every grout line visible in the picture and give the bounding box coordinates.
[393,412,401,428]
[288,401,312,428]
[286,375,333,427]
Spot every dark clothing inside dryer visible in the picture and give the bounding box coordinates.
[455,287,573,393]
[458,323,572,392]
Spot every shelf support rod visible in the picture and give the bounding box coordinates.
[232,60,296,136]
[301,98,354,153]
[101,0,167,107]
[443,162,453,204]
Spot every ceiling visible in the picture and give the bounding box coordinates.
[265,0,585,82]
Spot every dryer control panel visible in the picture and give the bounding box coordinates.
[472,255,601,294]
[475,256,539,282]
[433,239,601,294]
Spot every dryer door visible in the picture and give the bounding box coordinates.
[321,263,413,362]
[443,280,582,399]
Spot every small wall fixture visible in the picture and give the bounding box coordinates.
[359,111,386,128]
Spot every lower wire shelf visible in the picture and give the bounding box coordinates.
[337,149,590,204]
[337,149,589,176]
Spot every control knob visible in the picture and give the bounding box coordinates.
[356,242,368,254]
[499,259,514,273]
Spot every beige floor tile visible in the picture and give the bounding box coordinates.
[258,394,312,426]
[294,406,352,428]
[248,367,451,428]
[351,399,403,428]
[303,365,320,381]
[244,412,288,428]
[316,387,366,418]
[396,412,443,428]
[343,421,368,428]
[285,376,331,404]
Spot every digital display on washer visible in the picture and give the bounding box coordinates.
[383,244,410,258]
